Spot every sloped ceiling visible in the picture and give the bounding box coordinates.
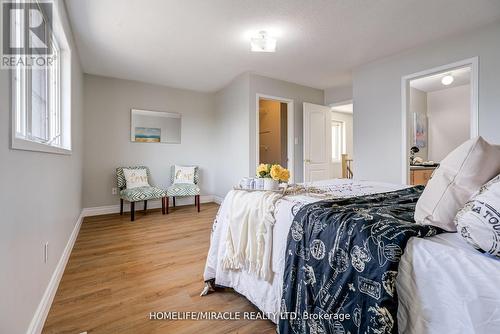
[66,0,500,92]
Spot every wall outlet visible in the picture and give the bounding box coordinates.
[44,242,48,263]
[112,187,118,195]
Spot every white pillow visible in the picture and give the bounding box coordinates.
[123,168,149,189]
[173,165,195,184]
[455,174,500,257]
[415,137,500,231]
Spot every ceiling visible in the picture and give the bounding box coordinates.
[410,67,471,92]
[65,0,500,92]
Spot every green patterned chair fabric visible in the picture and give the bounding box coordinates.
[167,166,200,196]
[120,186,166,202]
[116,166,167,201]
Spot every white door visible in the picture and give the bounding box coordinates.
[303,102,332,182]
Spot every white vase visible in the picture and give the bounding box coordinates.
[263,178,279,190]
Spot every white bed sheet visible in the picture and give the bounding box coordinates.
[398,232,500,334]
[203,179,500,333]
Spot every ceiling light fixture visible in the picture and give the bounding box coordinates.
[250,30,277,52]
[441,74,454,86]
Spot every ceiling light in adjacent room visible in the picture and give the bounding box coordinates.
[441,74,454,85]
[250,31,277,52]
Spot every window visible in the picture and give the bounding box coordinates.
[11,1,69,154]
[331,120,345,162]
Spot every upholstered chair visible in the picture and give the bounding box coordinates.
[166,166,200,213]
[116,166,167,221]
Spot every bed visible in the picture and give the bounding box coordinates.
[398,233,500,334]
[203,179,500,333]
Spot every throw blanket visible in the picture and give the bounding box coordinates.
[279,186,442,334]
[222,190,282,282]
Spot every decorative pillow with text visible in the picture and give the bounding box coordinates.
[174,165,195,184]
[455,174,500,258]
[123,168,150,189]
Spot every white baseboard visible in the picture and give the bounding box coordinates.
[213,195,224,205]
[82,195,216,217]
[26,211,84,334]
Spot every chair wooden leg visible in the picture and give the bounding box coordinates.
[161,197,166,214]
[166,197,169,214]
[173,196,176,207]
[144,200,147,213]
[131,202,135,221]
[194,196,197,207]
[120,199,123,215]
[196,195,200,212]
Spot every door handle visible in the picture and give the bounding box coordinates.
[304,159,311,163]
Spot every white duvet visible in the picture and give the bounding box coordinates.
[203,179,500,333]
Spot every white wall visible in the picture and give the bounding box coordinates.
[82,75,216,208]
[324,84,353,105]
[249,74,324,183]
[81,71,325,203]
[212,73,323,197]
[213,73,250,198]
[427,85,470,161]
[0,1,84,333]
[323,72,353,105]
[330,111,354,178]
[353,20,500,183]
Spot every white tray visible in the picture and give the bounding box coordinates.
[233,185,287,194]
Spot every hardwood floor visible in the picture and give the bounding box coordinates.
[43,203,276,334]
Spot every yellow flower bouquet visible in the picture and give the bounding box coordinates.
[256,163,290,182]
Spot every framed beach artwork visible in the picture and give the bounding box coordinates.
[134,127,161,142]
[130,109,181,143]
[413,113,427,148]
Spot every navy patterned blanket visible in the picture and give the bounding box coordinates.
[279,186,442,334]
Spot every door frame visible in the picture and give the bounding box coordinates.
[256,94,295,183]
[400,57,479,184]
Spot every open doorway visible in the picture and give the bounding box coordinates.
[402,58,478,185]
[259,99,287,166]
[256,95,294,182]
[302,101,354,182]
[330,100,354,179]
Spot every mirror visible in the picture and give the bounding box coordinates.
[131,109,181,143]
